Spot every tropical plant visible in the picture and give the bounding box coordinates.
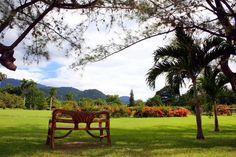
[146,28,227,139]
[198,66,229,131]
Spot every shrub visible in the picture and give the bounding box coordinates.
[130,106,191,118]
[217,104,231,116]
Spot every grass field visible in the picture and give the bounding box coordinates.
[0,109,236,157]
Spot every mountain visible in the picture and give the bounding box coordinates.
[0,78,106,100]
[0,78,22,87]
[120,96,130,104]
[79,89,106,99]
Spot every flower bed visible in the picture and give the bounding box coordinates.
[217,105,231,116]
[132,106,191,118]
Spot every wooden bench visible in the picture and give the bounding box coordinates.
[46,109,111,148]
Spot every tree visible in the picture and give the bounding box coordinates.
[145,95,162,106]
[129,89,135,106]
[105,95,122,105]
[25,87,47,109]
[198,66,229,132]
[0,92,24,108]
[155,85,180,104]
[49,87,57,110]
[65,92,74,101]
[0,0,135,71]
[20,79,37,108]
[135,99,145,106]
[0,72,7,81]
[146,28,227,139]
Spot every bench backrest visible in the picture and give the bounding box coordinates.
[51,109,109,128]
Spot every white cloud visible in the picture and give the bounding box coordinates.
[1,34,167,101]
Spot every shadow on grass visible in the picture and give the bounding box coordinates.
[0,123,236,157]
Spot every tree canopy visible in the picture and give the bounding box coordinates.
[80,0,236,92]
[0,0,135,70]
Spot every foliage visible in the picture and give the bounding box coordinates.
[155,85,179,104]
[0,0,136,70]
[135,99,145,106]
[0,84,21,95]
[0,92,23,108]
[65,92,74,101]
[146,95,163,106]
[0,72,7,81]
[198,66,229,104]
[218,88,236,104]
[129,89,135,106]
[61,100,78,110]
[197,66,229,131]
[105,95,122,105]
[146,28,230,139]
[25,88,47,110]
[132,106,191,118]
[94,98,106,106]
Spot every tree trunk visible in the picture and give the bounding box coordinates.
[50,97,53,110]
[195,104,205,139]
[23,96,26,109]
[220,55,236,92]
[213,103,219,132]
[192,78,205,140]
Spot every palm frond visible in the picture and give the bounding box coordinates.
[203,37,224,53]
[146,61,177,89]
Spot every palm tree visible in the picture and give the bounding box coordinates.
[49,87,57,110]
[146,27,226,139]
[198,66,229,132]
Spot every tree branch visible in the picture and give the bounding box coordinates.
[42,0,100,9]
[91,28,177,63]
[0,0,40,33]
[11,1,56,48]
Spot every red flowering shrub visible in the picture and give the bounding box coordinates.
[217,105,231,116]
[142,106,165,117]
[78,103,190,118]
[138,106,190,118]
[174,108,189,117]
[167,110,175,117]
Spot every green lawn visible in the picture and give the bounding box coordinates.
[0,109,236,157]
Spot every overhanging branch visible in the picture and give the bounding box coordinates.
[91,28,177,63]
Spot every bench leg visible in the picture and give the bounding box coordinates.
[106,128,111,145]
[50,128,55,149]
[47,120,55,149]
[99,122,103,142]
[46,120,52,145]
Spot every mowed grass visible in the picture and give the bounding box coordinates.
[0,109,236,157]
